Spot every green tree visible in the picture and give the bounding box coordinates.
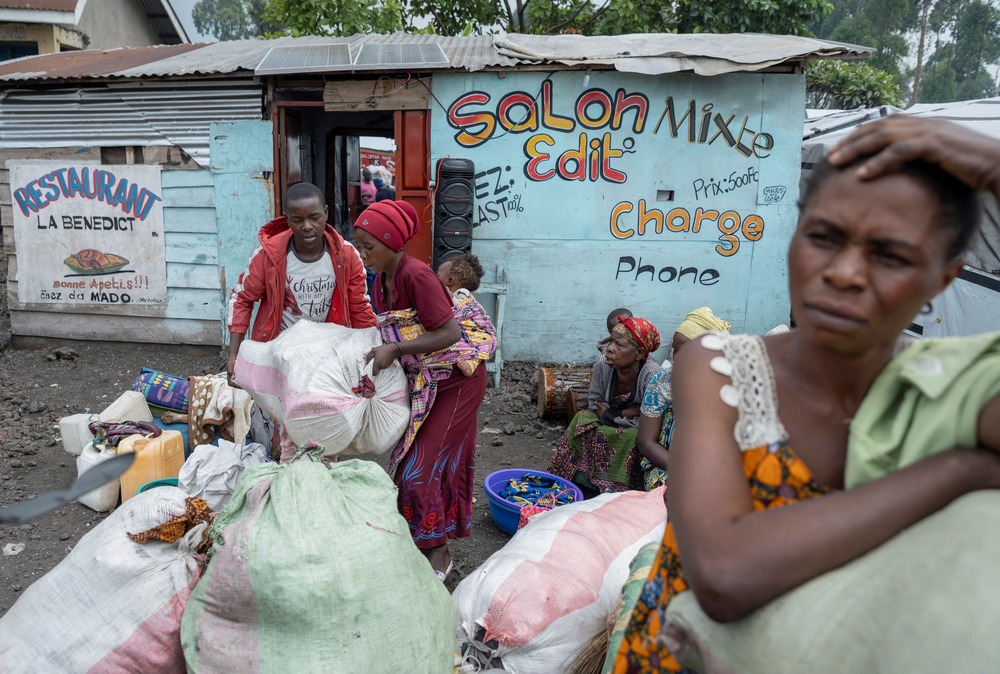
[812,0,913,84]
[409,0,500,35]
[671,0,832,34]
[917,0,1000,102]
[503,0,829,35]
[806,60,903,107]
[192,0,275,40]
[263,0,408,36]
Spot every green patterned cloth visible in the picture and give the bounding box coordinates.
[602,542,660,673]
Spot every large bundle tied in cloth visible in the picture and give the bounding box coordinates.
[233,320,409,457]
[181,446,456,674]
[454,488,667,673]
[0,488,210,673]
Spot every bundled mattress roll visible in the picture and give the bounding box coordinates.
[234,320,410,457]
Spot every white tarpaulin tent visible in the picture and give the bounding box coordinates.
[801,98,1000,338]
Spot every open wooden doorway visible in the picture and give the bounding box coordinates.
[273,100,431,262]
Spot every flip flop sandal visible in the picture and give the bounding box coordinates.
[434,561,454,582]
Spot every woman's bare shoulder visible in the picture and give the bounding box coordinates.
[672,333,742,410]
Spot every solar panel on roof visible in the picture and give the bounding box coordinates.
[255,44,353,75]
[353,43,449,69]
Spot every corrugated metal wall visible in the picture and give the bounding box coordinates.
[0,81,264,167]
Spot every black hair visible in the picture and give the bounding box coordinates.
[284,182,326,212]
[361,168,372,183]
[801,155,981,261]
[447,253,485,292]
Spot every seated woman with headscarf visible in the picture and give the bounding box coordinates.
[637,307,732,490]
[549,317,662,494]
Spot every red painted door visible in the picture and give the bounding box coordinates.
[395,109,432,265]
[281,109,303,203]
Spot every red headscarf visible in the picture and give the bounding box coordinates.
[616,316,661,354]
[354,200,419,252]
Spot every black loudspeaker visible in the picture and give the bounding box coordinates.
[433,158,475,268]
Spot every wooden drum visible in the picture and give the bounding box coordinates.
[536,366,593,419]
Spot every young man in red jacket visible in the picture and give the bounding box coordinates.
[226,182,377,385]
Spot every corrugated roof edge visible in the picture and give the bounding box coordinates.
[0,32,872,83]
[0,43,208,81]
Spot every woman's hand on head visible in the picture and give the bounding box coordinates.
[365,344,398,376]
[829,116,1000,194]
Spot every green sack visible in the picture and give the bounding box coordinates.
[182,451,456,673]
[665,491,1000,674]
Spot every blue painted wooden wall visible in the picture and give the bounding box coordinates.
[210,121,274,343]
[162,169,221,326]
[430,70,805,362]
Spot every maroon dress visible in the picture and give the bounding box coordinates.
[372,254,487,549]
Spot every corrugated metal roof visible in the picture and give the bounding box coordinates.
[110,33,516,78]
[0,43,204,80]
[0,32,867,83]
[0,80,262,166]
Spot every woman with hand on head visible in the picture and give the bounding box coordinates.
[615,117,1000,672]
[355,201,486,582]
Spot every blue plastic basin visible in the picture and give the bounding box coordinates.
[483,468,583,535]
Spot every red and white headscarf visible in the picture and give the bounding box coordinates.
[615,316,661,355]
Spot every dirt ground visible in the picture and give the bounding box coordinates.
[0,252,569,616]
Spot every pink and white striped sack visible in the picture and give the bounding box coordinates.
[0,487,207,673]
[234,320,409,458]
[453,488,667,673]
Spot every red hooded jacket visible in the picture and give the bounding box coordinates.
[227,216,376,341]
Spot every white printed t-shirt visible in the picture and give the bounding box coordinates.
[281,246,336,331]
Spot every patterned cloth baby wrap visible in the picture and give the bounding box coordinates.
[377,304,496,477]
[452,289,498,376]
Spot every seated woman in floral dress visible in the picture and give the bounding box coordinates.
[637,307,731,490]
[550,317,661,494]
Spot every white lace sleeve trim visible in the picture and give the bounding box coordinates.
[702,332,788,451]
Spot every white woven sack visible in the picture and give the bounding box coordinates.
[233,320,410,456]
[0,487,206,673]
[454,488,667,674]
